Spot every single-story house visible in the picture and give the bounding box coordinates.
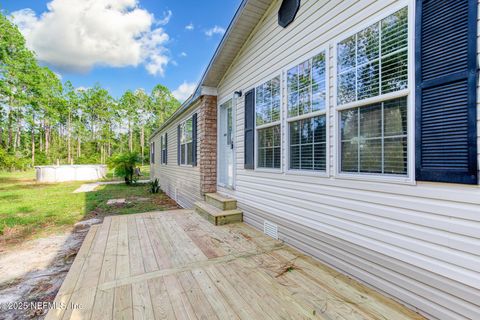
[150,0,480,319]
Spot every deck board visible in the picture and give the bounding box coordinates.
[47,209,425,320]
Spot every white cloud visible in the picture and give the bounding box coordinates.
[11,0,171,76]
[172,82,196,102]
[185,23,194,30]
[157,10,172,25]
[205,25,225,37]
[180,52,187,57]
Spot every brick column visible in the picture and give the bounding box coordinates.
[198,95,217,194]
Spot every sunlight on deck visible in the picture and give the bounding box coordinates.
[46,210,424,320]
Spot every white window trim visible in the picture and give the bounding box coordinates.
[179,116,194,167]
[250,73,283,172]
[282,46,330,177]
[332,0,416,185]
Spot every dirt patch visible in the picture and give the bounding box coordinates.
[0,218,101,320]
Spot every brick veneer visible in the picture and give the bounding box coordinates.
[198,95,217,194]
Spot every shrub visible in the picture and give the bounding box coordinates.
[0,149,30,171]
[108,152,140,185]
[150,178,160,194]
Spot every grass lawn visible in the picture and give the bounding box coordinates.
[0,169,177,244]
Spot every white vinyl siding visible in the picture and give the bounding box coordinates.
[150,104,201,208]
[216,0,480,319]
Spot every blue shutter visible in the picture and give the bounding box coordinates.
[415,0,478,184]
[244,89,255,169]
[192,113,198,166]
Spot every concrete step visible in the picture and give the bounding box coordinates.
[205,193,237,210]
[194,201,243,226]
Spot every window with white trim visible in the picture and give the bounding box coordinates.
[256,76,281,169]
[287,52,327,171]
[337,8,409,176]
[180,118,193,165]
[160,134,167,164]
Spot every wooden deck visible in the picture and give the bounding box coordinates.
[46,210,424,320]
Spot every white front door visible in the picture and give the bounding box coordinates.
[219,99,234,188]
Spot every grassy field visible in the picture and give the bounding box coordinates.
[0,168,177,244]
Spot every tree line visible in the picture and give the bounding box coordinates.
[0,12,180,170]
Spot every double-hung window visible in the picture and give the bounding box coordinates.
[160,134,167,164]
[179,118,193,165]
[337,7,409,176]
[256,76,281,169]
[287,52,327,172]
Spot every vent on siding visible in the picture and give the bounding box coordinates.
[263,220,278,239]
[278,0,300,28]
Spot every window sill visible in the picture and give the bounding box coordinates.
[334,172,416,185]
[285,169,329,178]
[179,164,194,168]
[254,168,283,174]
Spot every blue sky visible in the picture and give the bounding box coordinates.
[2,0,241,100]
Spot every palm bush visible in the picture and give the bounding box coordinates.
[108,152,140,185]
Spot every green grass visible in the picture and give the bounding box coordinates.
[0,169,177,243]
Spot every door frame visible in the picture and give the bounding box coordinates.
[217,95,236,190]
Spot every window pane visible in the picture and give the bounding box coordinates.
[301,143,313,169]
[338,35,356,73]
[288,52,326,117]
[381,50,408,94]
[340,97,407,175]
[287,66,298,93]
[384,97,407,136]
[290,146,300,169]
[357,61,379,100]
[290,121,300,145]
[299,87,311,115]
[256,77,280,125]
[273,125,281,147]
[288,92,299,117]
[289,116,326,171]
[357,24,379,65]
[185,118,193,142]
[257,125,281,169]
[314,143,327,171]
[298,60,311,91]
[273,147,281,169]
[265,148,273,168]
[300,118,313,144]
[313,116,326,143]
[342,141,358,172]
[338,70,356,105]
[360,138,382,173]
[341,109,358,141]
[360,104,382,138]
[181,144,186,164]
[384,137,407,174]
[258,148,265,168]
[187,142,193,165]
[381,8,408,56]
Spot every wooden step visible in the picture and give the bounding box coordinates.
[205,193,237,210]
[194,201,243,226]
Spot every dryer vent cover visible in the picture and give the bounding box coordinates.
[278,0,300,28]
